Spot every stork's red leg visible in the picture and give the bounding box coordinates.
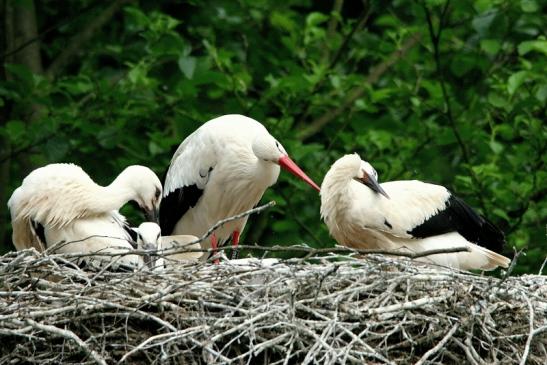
[211,233,219,265]
[231,230,240,260]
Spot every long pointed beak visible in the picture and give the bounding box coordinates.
[145,205,160,224]
[278,155,320,192]
[357,174,390,199]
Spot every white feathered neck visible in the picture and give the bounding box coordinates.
[320,154,361,221]
[9,164,153,228]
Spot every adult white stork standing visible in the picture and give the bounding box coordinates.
[160,114,320,262]
[135,222,202,269]
[320,154,511,271]
[8,163,162,268]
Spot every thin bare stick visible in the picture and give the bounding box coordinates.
[520,294,535,365]
[415,322,459,365]
[1,242,544,364]
[45,0,132,79]
[44,201,277,259]
[298,32,421,140]
[196,201,276,244]
[118,325,208,364]
[25,319,107,365]
[211,243,471,260]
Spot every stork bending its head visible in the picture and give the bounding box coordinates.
[160,114,320,264]
[320,153,510,271]
[8,163,162,269]
[111,165,162,223]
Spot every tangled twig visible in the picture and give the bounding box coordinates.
[0,249,545,364]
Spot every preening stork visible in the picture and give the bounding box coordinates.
[135,222,202,269]
[8,163,162,268]
[160,114,320,262]
[320,154,511,271]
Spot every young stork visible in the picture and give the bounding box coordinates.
[8,163,162,268]
[160,114,320,262]
[135,222,202,269]
[320,154,511,271]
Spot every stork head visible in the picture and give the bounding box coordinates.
[252,133,320,192]
[326,154,389,199]
[355,160,389,198]
[354,157,389,199]
[135,222,161,250]
[119,166,163,223]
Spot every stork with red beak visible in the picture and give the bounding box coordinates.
[160,114,320,262]
[320,154,511,271]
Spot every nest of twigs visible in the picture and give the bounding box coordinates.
[0,248,546,365]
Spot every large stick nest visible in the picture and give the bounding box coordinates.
[0,249,546,364]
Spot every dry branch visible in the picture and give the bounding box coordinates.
[45,0,133,79]
[298,32,421,140]
[1,249,546,364]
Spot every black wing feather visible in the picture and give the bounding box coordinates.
[408,194,506,252]
[31,220,47,248]
[160,184,203,235]
[123,224,138,249]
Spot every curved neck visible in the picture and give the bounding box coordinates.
[322,168,354,195]
[254,158,280,188]
[320,170,353,218]
[90,175,136,213]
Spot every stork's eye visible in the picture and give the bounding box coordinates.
[154,188,161,199]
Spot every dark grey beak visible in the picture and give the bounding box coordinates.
[145,205,160,224]
[355,173,390,199]
[142,242,157,251]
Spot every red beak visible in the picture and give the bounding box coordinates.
[278,155,320,192]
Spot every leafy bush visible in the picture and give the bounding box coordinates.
[1,0,545,273]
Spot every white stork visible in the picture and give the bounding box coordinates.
[160,114,320,262]
[8,163,162,269]
[320,154,511,271]
[135,222,202,269]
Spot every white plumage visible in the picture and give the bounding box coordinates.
[320,154,510,271]
[135,222,201,269]
[8,163,162,268]
[160,114,319,261]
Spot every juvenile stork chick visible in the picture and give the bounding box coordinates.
[135,222,202,269]
[320,154,511,271]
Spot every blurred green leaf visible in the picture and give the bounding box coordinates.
[5,120,26,142]
[45,136,69,160]
[507,71,528,95]
[489,140,503,154]
[518,39,547,56]
[472,11,496,36]
[480,39,500,55]
[306,12,328,27]
[178,56,197,79]
[520,0,539,13]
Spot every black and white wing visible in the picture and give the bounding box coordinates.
[160,128,217,235]
[356,180,506,252]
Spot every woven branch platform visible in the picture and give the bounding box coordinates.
[0,249,546,365]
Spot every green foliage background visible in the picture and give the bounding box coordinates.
[1,0,545,274]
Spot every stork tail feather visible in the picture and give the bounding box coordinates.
[475,245,511,270]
